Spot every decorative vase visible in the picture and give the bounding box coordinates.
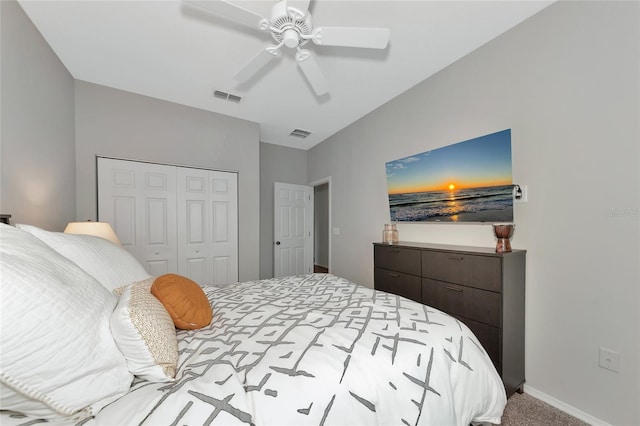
[382,223,399,245]
[493,224,514,253]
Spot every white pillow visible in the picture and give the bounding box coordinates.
[111,279,179,382]
[16,224,151,292]
[0,224,133,420]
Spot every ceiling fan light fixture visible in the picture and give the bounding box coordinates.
[269,13,311,47]
[282,29,300,48]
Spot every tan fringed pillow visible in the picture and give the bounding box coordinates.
[110,278,178,381]
[151,274,212,330]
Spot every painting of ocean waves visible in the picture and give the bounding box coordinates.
[389,184,514,222]
[385,129,514,223]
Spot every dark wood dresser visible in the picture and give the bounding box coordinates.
[373,241,526,396]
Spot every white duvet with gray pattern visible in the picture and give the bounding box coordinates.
[4,274,506,426]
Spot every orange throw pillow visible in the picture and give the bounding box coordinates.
[151,274,212,330]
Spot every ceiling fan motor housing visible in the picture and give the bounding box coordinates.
[270,1,312,48]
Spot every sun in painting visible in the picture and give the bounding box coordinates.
[448,184,456,191]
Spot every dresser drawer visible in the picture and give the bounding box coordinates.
[374,245,421,276]
[422,251,501,292]
[374,267,421,303]
[457,316,501,371]
[422,278,501,327]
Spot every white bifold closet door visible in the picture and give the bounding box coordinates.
[97,157,238,285]
[176,167,238,286]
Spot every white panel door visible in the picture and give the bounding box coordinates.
[274,182,313,277]
[209,170,238,285]
[177,167,209,284]
[98,158,177,276]
[99,158,238,284]
[177,168,238,285]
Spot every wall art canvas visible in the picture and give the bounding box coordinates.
[385,129,513,222]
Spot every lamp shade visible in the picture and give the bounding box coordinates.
[64,221,121,245]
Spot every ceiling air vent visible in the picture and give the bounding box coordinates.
[213,90,242,103]
[290,129,311,139]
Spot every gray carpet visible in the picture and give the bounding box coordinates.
[499,393,590,426]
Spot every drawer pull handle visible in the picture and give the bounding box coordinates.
[448,256,464,261]
[446,286,463,292]
[390,250,400,254]
[387,273,400,278]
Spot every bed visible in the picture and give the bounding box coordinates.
[0,223,506,425]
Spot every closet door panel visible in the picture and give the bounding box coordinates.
[212,201,229,243]
[186,201,206,244]
[112,197,136,247]
[212,256,231,286]
[146,260,170,277]
[99,160,139,258]
[209,171,238,285]
[100,158,238,286]
[185,257,207,286]
[178,168,211,284]
[98,158,177,275]
[138,164,177,275]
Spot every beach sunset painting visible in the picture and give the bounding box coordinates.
[386,129,513,222]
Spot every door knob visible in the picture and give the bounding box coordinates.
[275,241,281,245]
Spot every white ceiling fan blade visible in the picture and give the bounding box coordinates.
[185,0,267,30]
[234,47,280,83]
[312,27,390,49]
[296,50,328,96]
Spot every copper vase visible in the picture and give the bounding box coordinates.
[493,224,514,253]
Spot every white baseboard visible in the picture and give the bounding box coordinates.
[523,385,611,426]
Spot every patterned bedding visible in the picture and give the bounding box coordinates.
[3,274,506,426]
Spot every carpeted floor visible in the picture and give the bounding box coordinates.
[498,392,590,426]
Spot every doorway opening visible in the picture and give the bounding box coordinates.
[311,177,331,274]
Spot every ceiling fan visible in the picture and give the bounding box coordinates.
[185,0,390,96]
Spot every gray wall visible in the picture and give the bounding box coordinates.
[0,0,76,230]
[74,81,260,282]
[308,2,639,425]
[259,142,308,278]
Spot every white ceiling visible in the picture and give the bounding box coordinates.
[17,0,553,150]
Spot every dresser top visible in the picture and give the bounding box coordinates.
[373,241,526,256]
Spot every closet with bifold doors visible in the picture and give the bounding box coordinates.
[97,157,238,286]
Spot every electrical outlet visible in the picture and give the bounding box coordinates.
[599,347,620,372]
